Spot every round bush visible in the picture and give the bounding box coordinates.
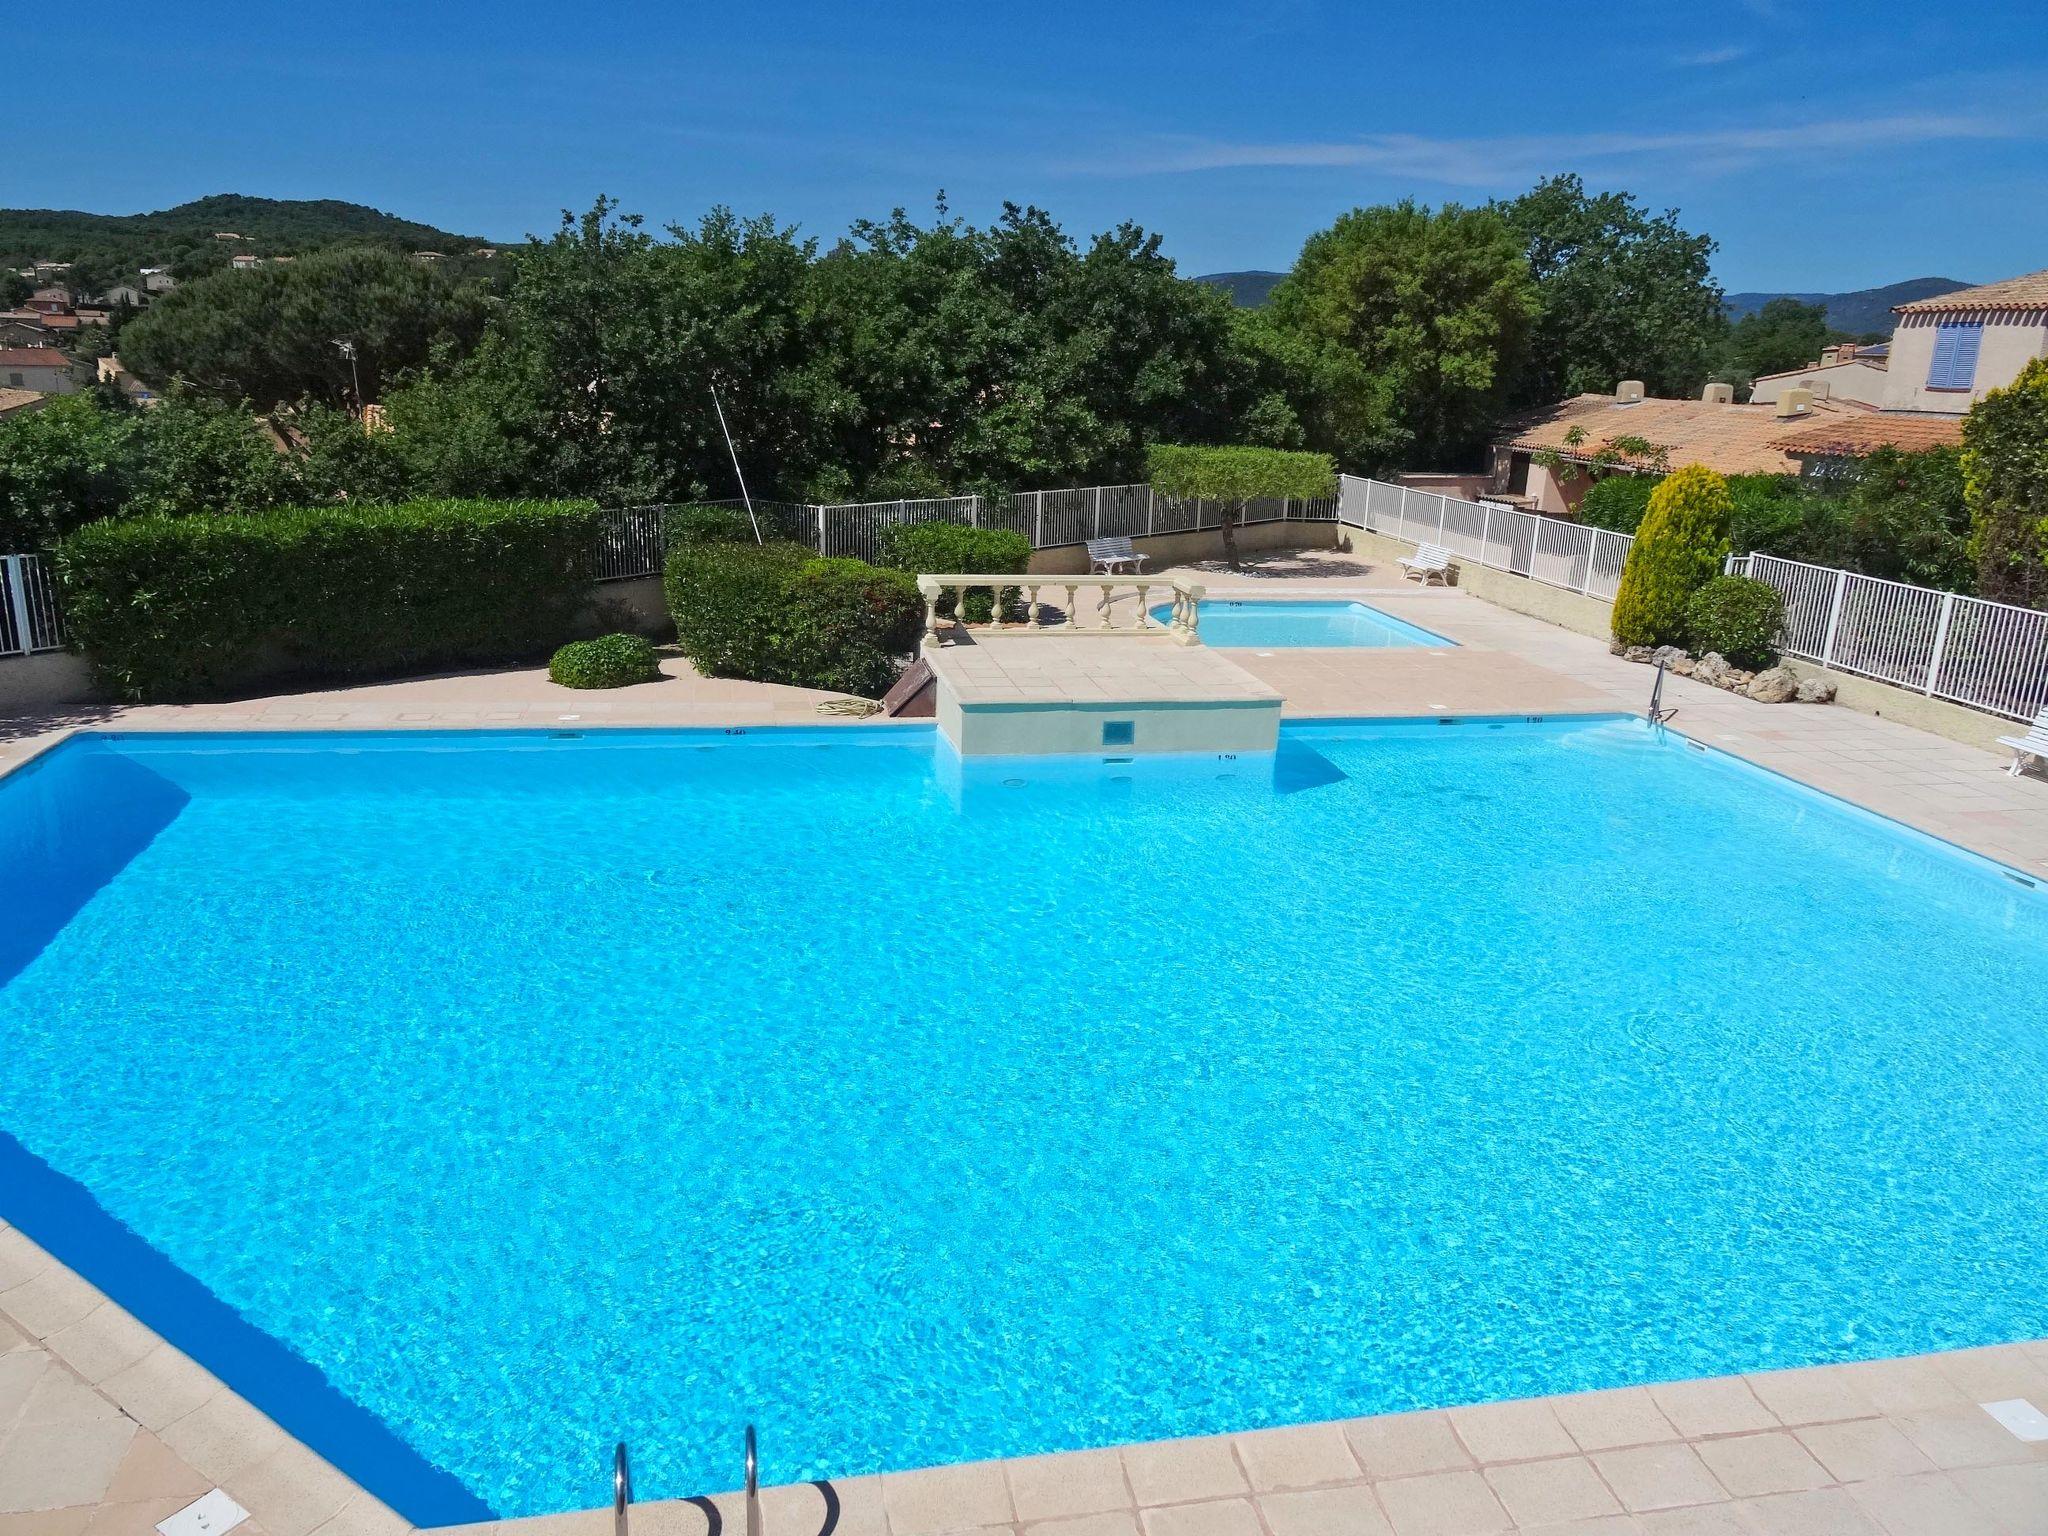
[782,558,923,697]
[664,539,812,681]
[548,632,662,689]
[1685,575,1785,671]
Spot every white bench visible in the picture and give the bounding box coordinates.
[1998,708,2048,777]
[1399,543,1455,585]
[1086,535,1149,574]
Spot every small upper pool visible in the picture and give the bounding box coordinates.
[1150,598,1455,649]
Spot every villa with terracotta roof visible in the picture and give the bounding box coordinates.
[1883,266,2048,414]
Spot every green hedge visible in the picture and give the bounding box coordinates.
[663,541,918,697]
[57,498,600,701]
[1685,575,1784,671]
[549,632,662,689]
[667,503,758,546]
[877,521,1030,622]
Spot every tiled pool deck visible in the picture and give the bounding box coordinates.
[5,549,2048,1536]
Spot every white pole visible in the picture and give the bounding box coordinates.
[709,385,762,545]
[3,556,34,656]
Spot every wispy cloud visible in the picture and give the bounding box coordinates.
[1080,112,2024,184]
[1674,45,1748,67]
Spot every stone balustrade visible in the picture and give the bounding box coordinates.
[915,574,1205,648]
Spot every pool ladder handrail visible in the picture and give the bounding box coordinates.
[615,1442,632,1536]
[745,1423,762,1536]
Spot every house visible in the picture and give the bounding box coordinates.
[0,348,79,395]
[230,252,262,271]
[0,319,54,348]
[1485,384,1862,514]
[0,387,46,418]
[411,251,444,264]
[98,284,146,308]
[141,269,176,294]
[1882,267,2048,414]
[25,289,73,314]
[1749,343,1890,408]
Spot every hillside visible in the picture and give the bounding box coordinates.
[1194,270,1285,308]
[0,195,491,291]
[1722,277,1973,336]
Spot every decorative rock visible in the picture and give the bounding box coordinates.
[1795,676,1837,704]
[1671,655,1696,677]
[1746,666,1801,703]
[1623,644,1656,664]
[1726,667,1755,689]
[1692,651,1733,688]
[1651,644,1690,670]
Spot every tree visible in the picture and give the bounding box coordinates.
[1146,443,1336,569]
[0,271,29,308]
[1962,357,2048,607]
[1714,299,1831,391]
[0,394,142,549]
[1611,463,1733,647]
[1267,200,1538,468]
[1496,175,1724,404]
[117,245,491,409]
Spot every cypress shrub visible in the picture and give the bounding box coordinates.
[1578,475,1656,534]
[1610,464,1733,649]
[1962,356,2048,607]
[549,632,662,689]
[1684,575,1784,670]
[57,499,599,702]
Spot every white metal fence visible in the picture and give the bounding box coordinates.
[592,484,1339,575]
[1338,474,1635,601]
[1340,473,2048,723]
[1735,553,2048,722]
[0,554,63,658]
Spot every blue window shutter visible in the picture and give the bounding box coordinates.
[1928,321,1982,389]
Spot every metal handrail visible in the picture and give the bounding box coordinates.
[744,1425,761,1536]
[614,1442,632,1536]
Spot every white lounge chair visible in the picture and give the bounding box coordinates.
[1087,536,1148,574]
[1399,543,1455,585]
[1998,708,2048,777]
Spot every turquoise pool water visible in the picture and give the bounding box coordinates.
[3,720,2046,1520]
[1149,598,1453,647]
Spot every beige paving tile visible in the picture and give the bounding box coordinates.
[1633,1510,1749,1535]
[99,1349,218,1435]
[0,1270,104,1341]
[0,1235,52,1297]
[1255,1485,1391,1536]
[1644,1379,1777,1440]
[1949,1461,2048,1534]
[0,1356,46,1428]
[1447,1399,1575,1464]
[1119,1439,1246,1508]
[1372,1471,1511,1536]
[304,1495,414,1536]
[1740,1366,1878,1427]
[1230,1424,1358,1491]
[1550,1389,1679,1453]
[224,1444,358,1536]
[1135,1499,1260,1536]
[1482,1456,1621,1526]
[1929,1345,2048,1404]
[1736,1488,1884,1535]
[1842,1472,2007,1536]
[100,1434,210,1506]
[0,1513,92,1536]
[1893,1407,2041,1470]
[1024,1515,1140,1536]
[0,1415,136,1515]
[159,1392,287,1484]
[1005,1449,1131,1521]
[881,1461,1015,1534]
[1691,1432,1830,1498]
[1794,1418,1938,1483]
[1342,1414,1472,1481]
[1838,1358,1973,1417]
[45,1309,158,1387]
[78,1496,192,1536]
[1590,1445,1728,1514]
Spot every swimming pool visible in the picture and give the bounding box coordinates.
[3,720,2045,1521]
[1148,598,1453,648]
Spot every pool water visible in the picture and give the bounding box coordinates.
[3,720,2046,1521]
[1149,598,1453,647]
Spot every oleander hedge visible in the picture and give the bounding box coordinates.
[877,522,1030,623]
[57,498,600,701]
[663,540,920,698]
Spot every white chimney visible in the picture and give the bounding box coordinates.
[1615,379,1645,403]
[1776,386,1814,419]
[1807,380,1831,402]
[1700,382,1735,405]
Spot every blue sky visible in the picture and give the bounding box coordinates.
[19,1,2048,292]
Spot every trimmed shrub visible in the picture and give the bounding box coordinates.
[1963,356,2048,607]
[57,499,599,702]
[664,541,918,698]
[782,559,923,697]
[549,632,662,689]
[664,539,811,682]
[1578,474,1656,534]
[877,521,1031,622]
[667,503,758,546]
[1610,464,1733,648]
[1685,575,1784,671]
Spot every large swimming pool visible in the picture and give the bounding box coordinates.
[1148,598,1453,648]
[3,720,2045,1522]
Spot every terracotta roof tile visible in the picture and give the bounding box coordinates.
[0,348,74,368]
[0,387,45,415]
[1771,414,1964,457]
[1895,268,2048,314]
[1500,394,1863,477]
